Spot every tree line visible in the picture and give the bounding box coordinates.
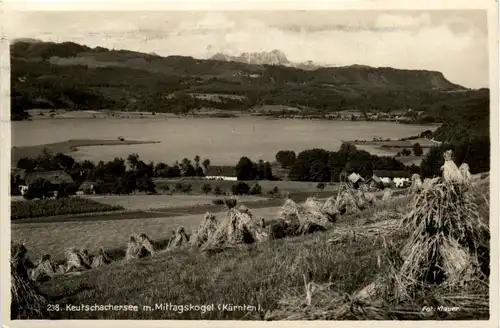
[273,139,489,182]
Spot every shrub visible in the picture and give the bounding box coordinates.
[250,183,262,195]
[212,199,224,205]
[213,185,223,196]
[232,182,250,195]
[202,183,212,195]
[412,143,424,156]
[316,182,326,191]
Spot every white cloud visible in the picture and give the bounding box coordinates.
[6,11,489,88]
[374,13,432,29]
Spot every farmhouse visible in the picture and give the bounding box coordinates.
[18,170,74,196]
[368,170,411,188]
[205,166,238,181]
[347,172,365,189]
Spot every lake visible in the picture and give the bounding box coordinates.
[11,117,436,165]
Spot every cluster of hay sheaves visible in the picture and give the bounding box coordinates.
[16,245,114,285]
[266,150,490,320]
[269,183,380,240]
[269,197,337,239]
[190,204,268,252]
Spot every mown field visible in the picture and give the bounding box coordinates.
[36,194,488,320]
[13,176,490,320]
[11,206,281,262]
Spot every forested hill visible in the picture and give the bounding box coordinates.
[11,40,488,129]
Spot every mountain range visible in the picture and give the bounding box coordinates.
[11,40,488,125]
[209,49,325,70]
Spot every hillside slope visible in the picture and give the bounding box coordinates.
[11,41,487,124]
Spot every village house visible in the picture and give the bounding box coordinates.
[20,170,74,196]
[205,166,238,181]
[77,181,98,195]
[367,170,411,189]
[346,172,365,189]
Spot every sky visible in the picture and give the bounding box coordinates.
[5,10,489,88]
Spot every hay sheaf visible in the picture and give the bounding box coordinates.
[29,254,57,282]
[276,198,334,237]
[395,153,487,298]
[337,183,365,213]
[202,205,268,251]
[91,248,113,268]
[408,174,423,195]
[65,248,92,272]
[11,242,48,319]
[190,213,219,248]
[125,233,157,260]
[397,179,488,296]
[166,227,190,251]
[441,150,465,185]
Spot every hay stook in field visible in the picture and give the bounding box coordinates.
[125,233,157,260]
[29,254,58,282]
[64,248,93,272]
[11,242,49,319]
[166,227,190,251]
[201,204,269,252]
[395,152,487,298]
[190,212,219,248]
[91,247,113,268]
[271,197,340,239]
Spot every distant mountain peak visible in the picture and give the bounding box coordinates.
[208,49,331,70]
[210,49,291,66]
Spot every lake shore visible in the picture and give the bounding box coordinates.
[344,138,440,148]
[23,108,440,125]
[11,139,160,165]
